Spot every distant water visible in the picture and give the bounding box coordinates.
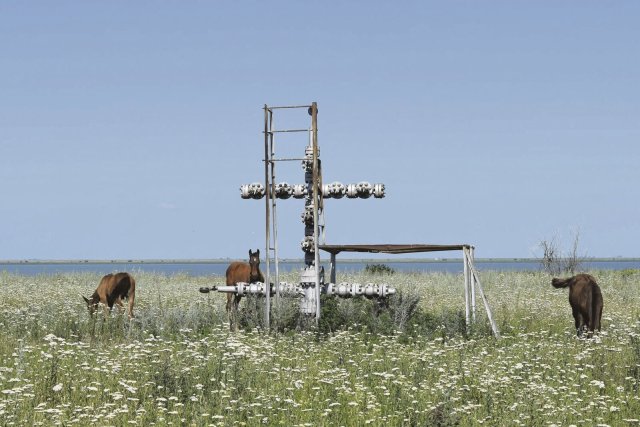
[1,260,638,276]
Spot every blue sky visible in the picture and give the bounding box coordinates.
[1,1,638,260]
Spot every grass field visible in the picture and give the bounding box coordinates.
[1,269,639,426]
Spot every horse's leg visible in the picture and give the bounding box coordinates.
[597,305,603,332]
[572,307,583,336]
[585,292,596,337]
[115,297,124,315]
[591,294,603,334]
[128,291,135,319]
[226,293,240,332]
[231,295,241,332]
[226,293,233,314]
[106,294,119,318]
[585,313,594,338]
[226,293,233,330]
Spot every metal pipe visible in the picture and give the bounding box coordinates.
[470,246,476,322]
[212,282,396,299]
[267,105,312,110]
[263,105,271,330]
[324,282,396,298]
[263,129,310,134]
[463,247,470,327]
[469,265,500,338]
[311,102,321,322]
[263,158,308,162]
[270,110,280,301]
[330,253,336,284]
[241,181,385,200]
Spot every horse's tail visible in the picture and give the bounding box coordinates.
[551,277,573,288]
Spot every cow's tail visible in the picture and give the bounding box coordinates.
[551,277,573,288]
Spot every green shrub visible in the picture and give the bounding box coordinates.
[364,263,395,275]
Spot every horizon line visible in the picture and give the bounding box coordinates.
[1,257,639,265]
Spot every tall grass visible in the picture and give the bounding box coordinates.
[1,269,639,425]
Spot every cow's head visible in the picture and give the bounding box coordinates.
[249,249,261,282]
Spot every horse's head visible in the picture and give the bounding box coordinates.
[82,295,99,316]
[249,249,261,282]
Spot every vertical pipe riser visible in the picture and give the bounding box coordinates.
[310,102,322,321]
[263,105,271,329]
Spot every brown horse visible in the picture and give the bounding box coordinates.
[225,249,264,327]
[552,273,603,337]
[83,272,136,319]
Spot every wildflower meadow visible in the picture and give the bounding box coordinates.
[1,268,639,426]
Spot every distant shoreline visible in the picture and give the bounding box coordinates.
[1,257,639,265]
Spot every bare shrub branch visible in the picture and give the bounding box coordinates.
[539,230,584,275]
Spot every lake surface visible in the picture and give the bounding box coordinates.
[1,259,638,276]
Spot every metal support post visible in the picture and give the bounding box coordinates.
[311,102,321,322]
[330,252,336,284]
[470,246,476,322]
[268,109,280,300]
[463,247,470,327]
[263,105,271,330]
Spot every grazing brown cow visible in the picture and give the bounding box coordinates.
[83,272,136,319]
[552,273,603,337]
[225,249,264,329]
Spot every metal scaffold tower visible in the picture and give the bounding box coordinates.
[201,101,498,337]
[241,102,390,327]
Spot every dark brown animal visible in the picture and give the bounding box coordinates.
[552,273,603,337]
[225,249,264,328]
[83,272,136,319]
